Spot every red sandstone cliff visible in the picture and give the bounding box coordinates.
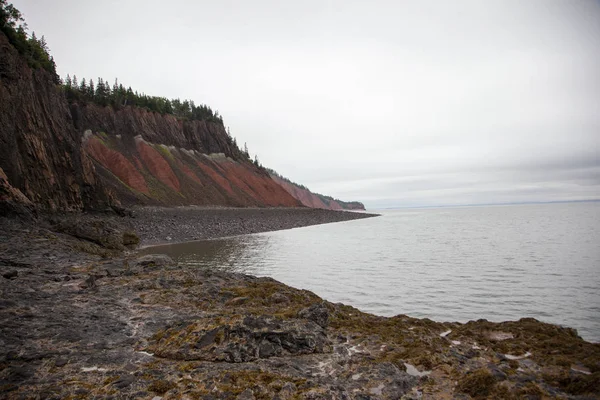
[0,25,304,211]
[82,129,300,208]
[0,29,363,212]
[0,30,299,211]
[270,175,366,211]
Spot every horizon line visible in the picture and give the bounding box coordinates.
[368,198,600,211]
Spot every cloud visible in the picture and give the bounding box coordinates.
[13,0,600,207]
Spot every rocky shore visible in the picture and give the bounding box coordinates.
[1,213,599,399]
[129,207,379,245]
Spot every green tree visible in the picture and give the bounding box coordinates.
[0,2,58,81]
[95,77,110,106]
[88,79,95,99]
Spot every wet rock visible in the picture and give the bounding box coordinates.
[2,270,18,279]
[278,382,297,399]
[133,254,174,270]
[6,365,34,383]
[54,358,68,367]
[148,315,330,362]
[102,260,126,277]
[113,375,135,389]
[236,389,255,400]
[298,302,329,328]
[487,363,507,380]
[80,275,96,289]
[53,217,126,250]
[269,292,290,304]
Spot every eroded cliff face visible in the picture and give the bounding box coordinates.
[74,101,300,207]
[0,33,109,211]
[271,175,366,211]
[1,29,365,212]
[82,128,300,207]
[0,30,300,211]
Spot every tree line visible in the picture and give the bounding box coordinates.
[62,75,224,124]
[0,0,59,83]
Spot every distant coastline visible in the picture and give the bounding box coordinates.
[373,198,600,210]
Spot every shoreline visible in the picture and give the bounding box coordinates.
[129,206,380,246]
[0,211,598,398]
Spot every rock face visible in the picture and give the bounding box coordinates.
[0,30,300,211]
[0,30,367,212]
[271,175,366,210]
[0,33,109,212]
[80,129,301,207]
[0,167,34,216]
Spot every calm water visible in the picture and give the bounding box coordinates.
[143,202,600,342]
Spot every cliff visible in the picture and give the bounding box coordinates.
[0,31,301,211]
[0,28,366,212]
[270,174,366,211]
[75,103,301,208]
[0,32,109,212]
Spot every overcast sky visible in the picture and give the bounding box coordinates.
[13,0,600,208]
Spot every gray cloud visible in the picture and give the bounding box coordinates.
[13,0,600,208]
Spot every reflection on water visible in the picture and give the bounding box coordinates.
[143,235,277,277]
[141,202,600,342]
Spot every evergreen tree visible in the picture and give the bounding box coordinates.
[0,2,60,82]
[88,79,95,99]
[95,77,110,105]
[39,35,47,52]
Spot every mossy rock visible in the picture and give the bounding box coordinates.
[148,379,176,394]
[457,369,497,398]
[122,231,140,247]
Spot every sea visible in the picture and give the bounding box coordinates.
[143,202,600,343]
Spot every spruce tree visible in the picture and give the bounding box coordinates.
[88,79,95,99]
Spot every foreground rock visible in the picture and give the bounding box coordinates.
[1,217,599,399]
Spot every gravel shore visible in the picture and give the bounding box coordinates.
[130,207,380,245]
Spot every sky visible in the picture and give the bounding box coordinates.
[12,0,600,208]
